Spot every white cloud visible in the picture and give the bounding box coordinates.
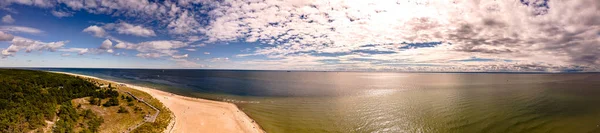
[125,40,188,58]
[2,37,68,57]
[57,39,116,55]
[203,52,210,55]
[136,53,162,58]
[0,26,43,34]
[1,0,169,18]
[58,48,89,55]
[185,48,196,51]
[68,38,189,59]
[61,53,70,57]
[106,22,156,37]
[134,40,187,54]
[208,57,229,62]
[114,42,128,49]
[1,0,54,7]
[171,58,205,68]
[3,0,600,71]
[1,15,14,23]
[99,39,112,50]
[0,31,14,41]
[202,0,600,71]
[82,25,106,37]
[189,43,205,47]
[84,22,156,38]
[167,10,201,35]
[51,10,74,18]
[186,36,203,42]
[110,38,135,49]
[171,54,188,59]
[98,39,114,53]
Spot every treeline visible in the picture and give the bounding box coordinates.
[0,69,105,132]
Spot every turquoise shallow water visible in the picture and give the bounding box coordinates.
[41,68,600,133]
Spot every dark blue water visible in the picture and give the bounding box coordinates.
[39,68,364,97]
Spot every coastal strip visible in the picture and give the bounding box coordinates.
[124,91,160,133]
[51,71,265,133]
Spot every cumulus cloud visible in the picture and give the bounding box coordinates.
[3,0,600,71]
[51,10,74,18]
[106,40,189,59]
[1,0,170,17]
[185,36,203,42]
[58,39,116,55]
[203,52,210,55]
[58,48,88,55]
[171,54,188,59]
[136,53,162,58]
[171,58,205,68]
[69,38,189,59]
[83,22,156,38]
[104,22,156,37]
[98,39,114,53]
[0,0,54,7]
[2,37,68,57]
[133,40,187,57]
[0,26,43,34]
[113,42,128,49]
[199,0,600,71]
[2,0,201,36]
[99,39,112,50]
[185,48,196,51]
[58,39,118,55]
[208,57,229,62]
[189,43,205,47]
[1,15,14,23]
[167,10,201,35]
[82,25,106,37]
[0,31,14,41]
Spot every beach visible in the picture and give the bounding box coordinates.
[52,71,264,133]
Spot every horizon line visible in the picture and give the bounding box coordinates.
[2,67,598,74]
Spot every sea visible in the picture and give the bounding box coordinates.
[36,68,600,133]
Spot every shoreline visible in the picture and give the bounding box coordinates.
[51,71,264,133]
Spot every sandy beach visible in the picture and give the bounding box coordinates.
[53,71,264,133]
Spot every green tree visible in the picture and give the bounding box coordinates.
[89,98,97,105]
[0,69,101,132]
[117,106,129,113]
[102,97,119,107]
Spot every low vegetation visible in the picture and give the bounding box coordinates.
[52,102,104,133]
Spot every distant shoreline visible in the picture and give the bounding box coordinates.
[51,71,265,133]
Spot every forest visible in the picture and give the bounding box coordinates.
[0,69,114,133]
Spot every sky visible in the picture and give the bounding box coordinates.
[0,0,598,72]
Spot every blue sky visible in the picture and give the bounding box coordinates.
[0,3,258,69]
[0,0,598,72]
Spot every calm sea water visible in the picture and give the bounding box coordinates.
[38,68,600,133]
